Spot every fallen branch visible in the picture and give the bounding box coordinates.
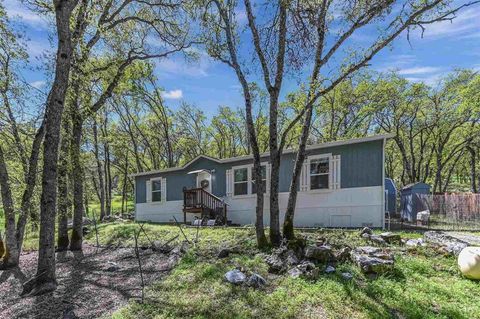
[138,223,154,247]
[173,216,191,244]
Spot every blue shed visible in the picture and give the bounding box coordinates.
[384,178,397,216]
[400,182,431,222]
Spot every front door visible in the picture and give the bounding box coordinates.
[197,171,212,193]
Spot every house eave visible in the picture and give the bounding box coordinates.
[129,133,394,178]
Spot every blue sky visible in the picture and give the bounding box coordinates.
[3,0,480,115]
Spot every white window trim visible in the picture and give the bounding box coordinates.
[233,164,251,197]
[231,162,269,198]
[307,153,333,193]
[150,177,166,204]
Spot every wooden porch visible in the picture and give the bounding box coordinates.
[182,187,228,225]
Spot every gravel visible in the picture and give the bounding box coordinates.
[0,244,177,319]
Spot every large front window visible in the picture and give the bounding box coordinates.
[310,157,329,190]
[234,167,248,195]
[152,179,162,202]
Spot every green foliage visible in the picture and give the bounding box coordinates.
[88,223,480,319]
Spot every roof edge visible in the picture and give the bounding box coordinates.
[129,133,394,178]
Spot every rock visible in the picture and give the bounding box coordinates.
[405,238,424,247]
[351,246,395,274]
[341,272,353,280]
[225,269,246,284]
[288,267,303,278]
[380,232,401,244]
[305,245,333,262]
[370,235,387,245]
[361,233,371,239]
[424,231,474,256]
[246,273,267,288]
[305,267,321,280]
[334,247,352,262]
[458,247,480,280]
[285,250,300,267]
[325,265,336,274]
[360,227,373,236]
[218,248,232,258]
[265,253,285,274]
[62,305,78,319]
[105,261,120,272]
[297,261,315,272]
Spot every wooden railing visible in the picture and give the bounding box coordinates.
[183,187,227,224]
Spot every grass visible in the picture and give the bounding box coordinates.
[87,195,134,216]
[1,210,479,318]
[81,222,480,319]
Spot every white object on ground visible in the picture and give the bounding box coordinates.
[458,246,480,280]
[416,210,430,222]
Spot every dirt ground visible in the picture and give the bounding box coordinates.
[0,245,177,319]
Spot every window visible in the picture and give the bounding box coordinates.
[310,157,329,190]
[151,179,162,202]
[252,165,267,194]
[234,167,248,195]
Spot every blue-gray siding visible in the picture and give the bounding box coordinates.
[135,139,383,203]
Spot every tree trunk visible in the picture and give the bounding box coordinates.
[0,146,20,269]
[92,120,106,220]
[102,112,112,217]
[17,122,45,250]
[213,0,267,248]
[23,0,78,295]
[467,146,477,193]
[268,92,282,246]
[69,110,84,251]
[57,117,71,251]
[283,106,314,240]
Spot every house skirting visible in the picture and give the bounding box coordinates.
[135,186,383,228]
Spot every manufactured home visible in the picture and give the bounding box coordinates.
[131,134,393,228]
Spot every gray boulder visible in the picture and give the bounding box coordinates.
[334,247,352,262]
[424,231,480,256]
[341,272,353,280]
[265,253,285,274]
[405,238,424,247]
[285,250,300,267]
[380,232,401,244]
[305,245,333,262]
[288,267,303,278]
[370,235,387,245]
[361,233,371,239]
[225,269,246,284]
[246,273,267,288]
[297,260,315,272]
[325,265,336,274]
[360,227,373,236]
[351,246,395,274]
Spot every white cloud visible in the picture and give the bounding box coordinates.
[155,49,213,78]
[161,89,183,100]
[4,0,49,30]
[416,8,480,40]
[156,58,210,77]
[30,80,46,89]
[397,66,443,75]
